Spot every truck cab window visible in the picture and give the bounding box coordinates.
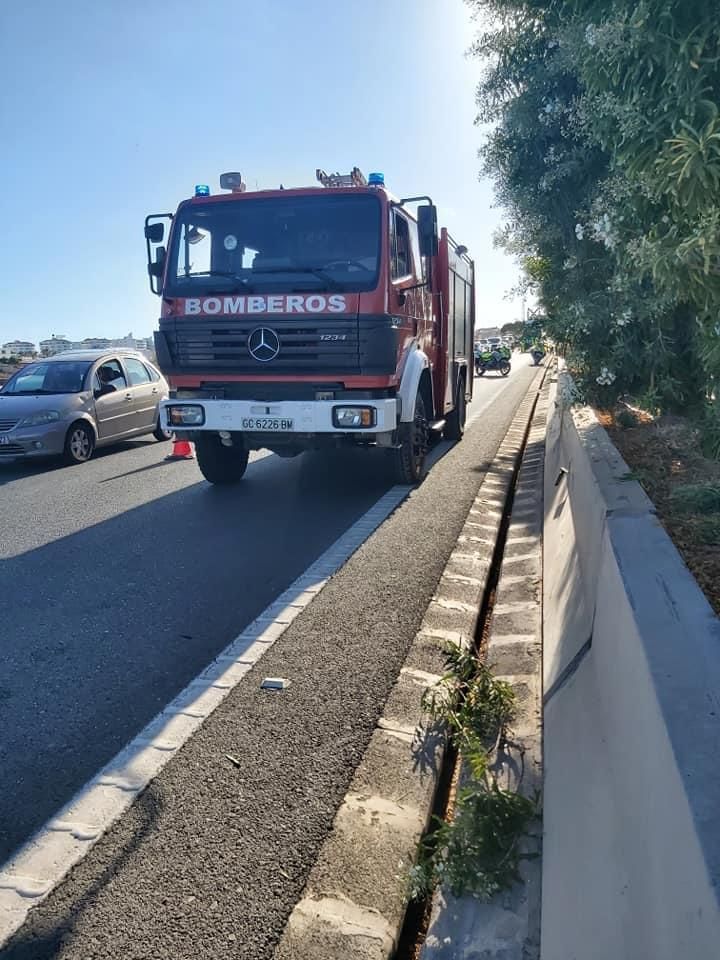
[165,195,381,295]
[391,212,413,280]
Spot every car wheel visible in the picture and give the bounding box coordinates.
[64,421,95,464]
[153,417,172,442]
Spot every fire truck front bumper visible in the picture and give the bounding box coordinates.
[161,398,400,437]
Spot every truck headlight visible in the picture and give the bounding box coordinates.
[332,406,376,428]
[167,404,205,426]
[18,410,61,427]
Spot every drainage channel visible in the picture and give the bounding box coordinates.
[395,383,542,960]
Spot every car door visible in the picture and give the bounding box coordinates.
[121,356,158,432]
[92,359,135,440]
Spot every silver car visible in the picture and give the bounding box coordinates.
[0,350,170,464]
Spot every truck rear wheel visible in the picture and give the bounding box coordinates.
[195,434,249,485]
[393,394,428,484]
[444,379,466,442]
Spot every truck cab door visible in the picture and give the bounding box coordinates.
[390,209,426,356]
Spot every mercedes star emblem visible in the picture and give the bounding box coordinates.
[247,327,281,362]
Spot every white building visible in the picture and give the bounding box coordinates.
[38,333,154,357]
[1,340,36,358]
[39,335,77,356]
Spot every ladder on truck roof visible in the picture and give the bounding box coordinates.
[316,167,367,188]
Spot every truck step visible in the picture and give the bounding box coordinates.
[428,419,447,433]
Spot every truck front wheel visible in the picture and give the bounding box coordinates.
[393,394,428,484]
[195,434,249,485]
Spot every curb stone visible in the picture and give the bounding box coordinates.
[419,369,551,960]
[274,370,546,960]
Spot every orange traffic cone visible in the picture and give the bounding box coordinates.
[165,436,195,461]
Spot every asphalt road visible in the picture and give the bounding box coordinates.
[0,358,535,885]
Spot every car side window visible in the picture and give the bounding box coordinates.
[143,362,161,382]
[95,359,127,392]
[391,211,413,280]
[124,357,152,386]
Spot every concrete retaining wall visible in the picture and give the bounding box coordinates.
[542,372,720,959]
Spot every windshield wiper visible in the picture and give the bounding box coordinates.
[251,266,342,290]
[5,389,54,395]
[177,271,255,293]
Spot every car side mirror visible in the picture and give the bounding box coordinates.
[418,204,438,258]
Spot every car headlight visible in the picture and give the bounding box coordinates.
[18,410,61,427]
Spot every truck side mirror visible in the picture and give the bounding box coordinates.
[148,246,166,279]
[418,204,438,258]
[145,222,165,243]
[144,213,173,295]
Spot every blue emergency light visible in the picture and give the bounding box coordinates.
[368,172,385,186]
[195,184,210,197]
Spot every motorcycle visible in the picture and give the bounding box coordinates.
[475,349,511,377]
[531,348,545,366]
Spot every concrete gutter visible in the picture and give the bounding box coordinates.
[542,370,720,959]
[419,371,549,960]
[274,370,546,960]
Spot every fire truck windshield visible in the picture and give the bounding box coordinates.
[166,193,381,296]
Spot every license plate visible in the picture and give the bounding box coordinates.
[0,436,9,445]
[241,417,294,432]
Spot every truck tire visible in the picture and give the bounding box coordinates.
[195,434,249,485]
[444,379,466,442]
[393,393,428,484]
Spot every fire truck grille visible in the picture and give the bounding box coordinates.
[159,315,396,376]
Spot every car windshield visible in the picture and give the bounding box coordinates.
[1,360,91,395]
[165,193,381,296]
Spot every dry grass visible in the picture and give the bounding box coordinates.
[597,406,720,615]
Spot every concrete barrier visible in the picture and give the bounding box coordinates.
[542,371,720,959]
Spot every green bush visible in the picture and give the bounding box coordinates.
[670,482,720,514]
[468,0,720,444]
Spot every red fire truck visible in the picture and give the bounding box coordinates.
[145,168,475,484]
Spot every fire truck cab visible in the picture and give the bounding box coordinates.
[145,168,475,485]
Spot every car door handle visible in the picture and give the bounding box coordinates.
[151,387,158,394]
[125,393,133,402]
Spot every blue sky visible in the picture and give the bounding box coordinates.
[0,0,521,346]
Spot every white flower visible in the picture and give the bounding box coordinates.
[585,24,598,47]
[563,256,578,270]
[596,366,616,386]
[575,223,585,240]
[616,309,632,327]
